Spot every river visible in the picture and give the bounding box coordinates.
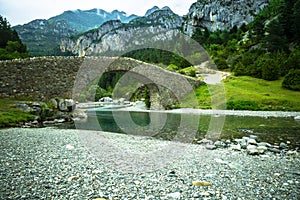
[73,107,300,149]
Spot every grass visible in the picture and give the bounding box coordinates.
[181,76,300,111]
[0,98,35,128]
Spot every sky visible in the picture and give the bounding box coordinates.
[0,0,196,26]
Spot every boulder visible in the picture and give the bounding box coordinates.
[248,138,257,145]
[214,141,226,148]
[247,145,260,155]
[279,142,288,150]
[49,98,58,109]
[206,144,217,150]
[58,99,75,112]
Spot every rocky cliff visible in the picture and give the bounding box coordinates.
[60,7,183,56]
[13,9,138,56]
[183,0,270,35]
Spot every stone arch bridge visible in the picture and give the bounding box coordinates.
[0,56,202,109]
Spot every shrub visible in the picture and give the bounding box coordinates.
[282,69,300,91]
[178,67,196,77]
[226,100,260,110]
[166,64,179,71]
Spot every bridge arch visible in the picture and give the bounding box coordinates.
[73,56,202,110]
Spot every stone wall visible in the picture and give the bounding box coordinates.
[0,57,84,100]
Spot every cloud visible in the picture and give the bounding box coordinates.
[0,0,195,26]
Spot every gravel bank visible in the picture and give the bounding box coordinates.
[0,128,299,199]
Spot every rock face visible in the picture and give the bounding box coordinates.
[60,8,183,56]
[183,0,270,35]
[13,9,138,56]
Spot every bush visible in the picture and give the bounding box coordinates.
[282,69,300,91]
[178,67,196,77]
[166,64,179,71]
[226,100,260,110]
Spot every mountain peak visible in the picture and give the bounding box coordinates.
[145,6,160,16]
[161,6,172,11]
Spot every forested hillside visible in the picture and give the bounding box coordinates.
[0,16,30,60]
[193,0,300,90]
[123,0,300,91]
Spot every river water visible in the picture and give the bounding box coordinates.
[74,108,300,149]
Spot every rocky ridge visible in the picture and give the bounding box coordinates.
[13,9,138,55]
[60,8,183,56]
[183,0,270,35]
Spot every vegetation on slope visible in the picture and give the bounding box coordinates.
[191,0,300,89]
[0,16,30,60]
[0,99,35,128]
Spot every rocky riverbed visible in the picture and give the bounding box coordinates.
[0,128,299,199]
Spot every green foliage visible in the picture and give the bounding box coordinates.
[190,0,300,84]
[292,0,300,42]
[282,69,300,91]
[0,16,30,60]
[166,64,179,71]
[178,66,196,77]
[122,48,192,69]
[226,100,260,110]
[0,99,35,128]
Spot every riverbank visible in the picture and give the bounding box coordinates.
[193,76,300,111]
[0,128,299,199]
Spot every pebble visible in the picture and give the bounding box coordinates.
[199,191,211,196]
[66,144,75,150]
[166,192,181,199]
[0,128,299,199]
[67,175,80,182]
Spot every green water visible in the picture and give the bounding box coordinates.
[75,110,300,149]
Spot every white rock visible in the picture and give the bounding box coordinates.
[66,144,74,150]
[294,116,300,120]
[248,138,257,145]
[166,192,181,199]
[231,144,241,151]
[257,146,268,154]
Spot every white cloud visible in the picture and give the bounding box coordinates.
[0,0,195,26]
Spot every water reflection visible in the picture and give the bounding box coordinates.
[75,110,300,149]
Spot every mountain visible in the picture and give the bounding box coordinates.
[183,0,270,35]
[13,9,139,55]
[60,7,184,56]
[49,9,138,32]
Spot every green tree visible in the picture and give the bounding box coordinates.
[292,0,300,42]
[264,18,288,52]
[0,15,29,60]
[282,69,300,91]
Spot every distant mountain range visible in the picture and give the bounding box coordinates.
[13,1,270,56]
[60,6,183,56]
[13,9,140,55]
[48,9,138,32]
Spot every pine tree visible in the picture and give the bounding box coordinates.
[292,0,300,42]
